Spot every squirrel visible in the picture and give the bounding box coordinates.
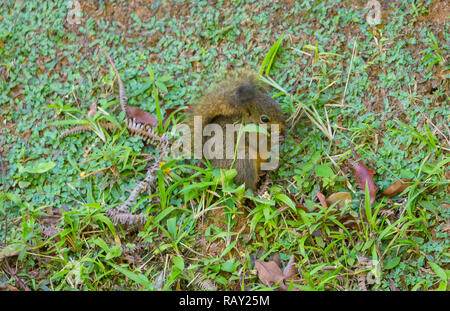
[187,71,286,190]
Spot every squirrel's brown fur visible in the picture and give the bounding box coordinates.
[187,71,286,190]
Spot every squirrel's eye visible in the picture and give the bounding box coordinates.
[260,115,270,123]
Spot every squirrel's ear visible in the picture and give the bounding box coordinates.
[236,83,256,104]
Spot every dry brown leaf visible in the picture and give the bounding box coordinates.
[255,255,300,291]
[0,284,19,291]
[281,255,300,291]
[350,145,378,205]
[339,214,360,230]
[255,260,285,288]
[326,192,352,208]
[283,255,298,280]
[382,178,411,197]
[317,191,328,208]
[125,105,157,126]
[272,253,282,268]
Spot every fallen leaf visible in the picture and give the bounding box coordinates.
[339,215,360,230]
[349,145,378,205]
[255,255,300,291]
[19,160,56,174]
[283,255,298,280]
[0,284,19,291]
[272,253,282,268]
[326,192,352,208]
[382,178,411,197]
[254,260,285,288]
[316,191,328,208]
[125,105,157,126]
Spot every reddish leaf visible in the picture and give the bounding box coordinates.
[382,178,411,197]
[349,145,378,205]
[275,205,290,216]
[164,108,179,117]
[317,191,328,208]
[163,107,188,125]
[125,105,157,126]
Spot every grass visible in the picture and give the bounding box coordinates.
[0,0,448,291]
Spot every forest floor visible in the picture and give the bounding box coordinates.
[0,0,448,290]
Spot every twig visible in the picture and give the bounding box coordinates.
[3,258,31,291]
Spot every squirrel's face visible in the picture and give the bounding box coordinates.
[236,83,287,135]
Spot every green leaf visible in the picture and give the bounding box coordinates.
[20,161,56,174]
[315,164,334,178]
[129,81,152,97]
[437,281,447,291]
[219,239,238,259]
[92,237,109,252]
[158,75,172,82]
[429,262,447,281]
[106,247,122,260]
[110,263,150,288]
[0,243,26,259]
[18,181,31,188]
[155,80,168,93]
[221,259,235,273]
[274,193,295,210]
[383,256,401,270]
[259,33,284,76]
[167,217,177,238]
[242,123,269,135]
[173,256,184,271]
